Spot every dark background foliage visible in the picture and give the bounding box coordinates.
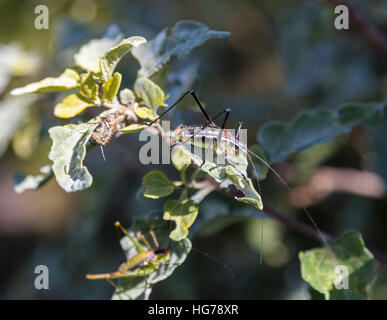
[0,0,386,299]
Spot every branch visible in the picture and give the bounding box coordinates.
[268,205,387,263]
[263,206,329,241]
[316,0,387,53]
[211,175,387,263]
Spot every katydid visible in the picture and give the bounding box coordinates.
[147,90,337,265]
[86,221,170,284]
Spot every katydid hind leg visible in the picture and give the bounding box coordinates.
[148,90,214,126]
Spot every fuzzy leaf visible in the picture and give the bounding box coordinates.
[80,73,98,99]
[134,104,156,120]
[299,231,374,300]
[142,170,175,199]
[227,169,263,211]
[134,77,165,112]
[119,88,135,105]
[258,102,385,163]
[102,72,121,102]
[119,123,146,133]
[13,165,53,194]
[48,123,97,192]
[10,69,79,95]
[74,38,116,74]
[163,198,199,241]
[54,94,94,119]
[132,20,230,77]
[171,147,192,171]
[174,141,263,210]
[100,36,146,80]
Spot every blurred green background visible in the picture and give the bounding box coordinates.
[0,0,387,299]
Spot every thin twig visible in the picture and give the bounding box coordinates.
[266,205,387,263]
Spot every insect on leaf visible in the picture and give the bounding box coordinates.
[132,20,230,77]
[142,170,175,199]
[54,94,95,119]
[10,69,80,95]
[48,123,97,192]
[299,231,374,300]
[111,217,191,300]
[100,36,146,80]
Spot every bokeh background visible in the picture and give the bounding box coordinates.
[0,0,387,299]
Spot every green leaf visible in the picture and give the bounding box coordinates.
[80,72,98,99]
[258,102,385,164]
[74,38,116,74]
[171,147,192,171]
[134,104,156,120]
[54,94,94,119]
[338,102,385,128]
[299,231,374,300]
[102,72,121,102]
[230,173,263,211]
[110,217,191,300]
[10,69,79,95]
[13,165,53,194]
[132,20,230,77]
[119,123,146,133]
[175,143,263,210]
[163,198,199,241]
[142,170,175,199]
[119,88,135,105]
[48,123,97,192]
[100,36,146,80]
[134,77,165,112]
[309,287,325,300]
